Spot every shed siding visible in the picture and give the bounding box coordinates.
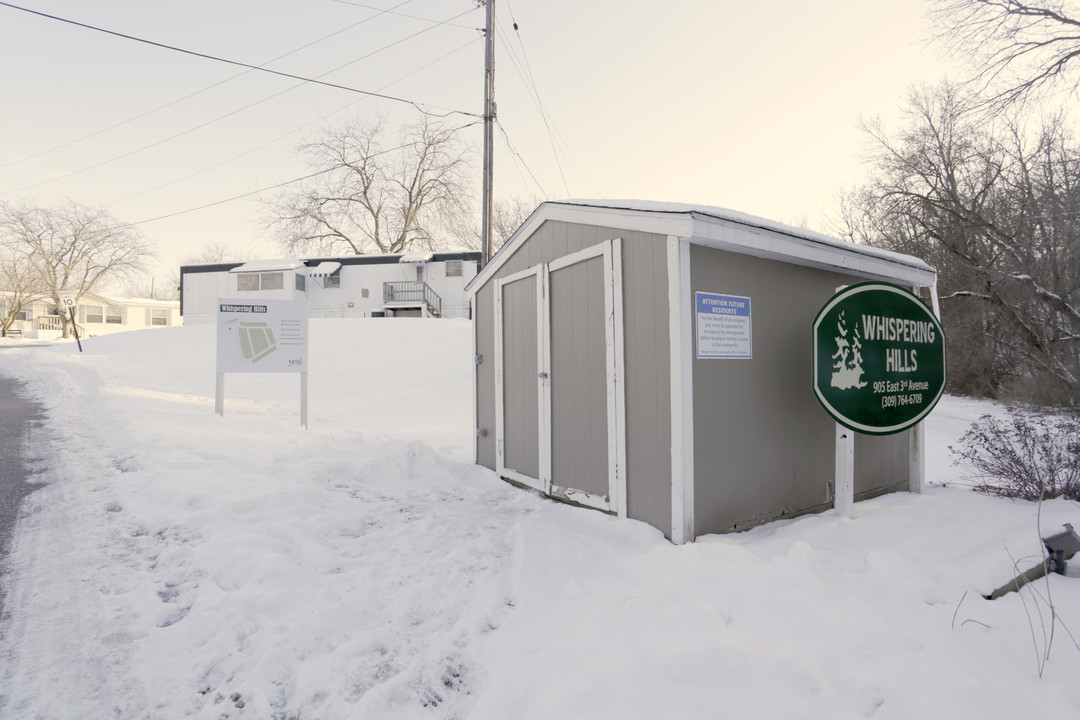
[620,236,671,535]
[550,256,608,495]
[501,274,541,479]
[473,220,672,533]
[688,244,910,535]
[854,432,911,498]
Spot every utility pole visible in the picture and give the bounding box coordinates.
[481,0,495,267]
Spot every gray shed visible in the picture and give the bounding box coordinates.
[465,200,939,543]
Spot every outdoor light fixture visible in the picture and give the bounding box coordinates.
[1043,523,1080,576]
[986,523,1080,600]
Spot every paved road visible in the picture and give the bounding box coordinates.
[0,373,44,618]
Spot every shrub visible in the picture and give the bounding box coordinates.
[951,410,1080,501]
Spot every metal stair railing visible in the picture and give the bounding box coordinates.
[382,281,442,317]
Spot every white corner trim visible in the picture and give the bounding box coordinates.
[538,263,552,494]
[470,296,478,465]
[609,238,628,519]
[668,236,695,544]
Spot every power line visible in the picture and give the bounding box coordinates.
[494,12,594,198]
[1,2,482,195]
[331,0,477,30]
[109,36,481,208]
[0,1,479,119]
[493,17,566,196]
[496,120,547,199]
[0,0,425,171]
[125,121,481,227]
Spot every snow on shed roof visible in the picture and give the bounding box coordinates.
[468,200,936,296]
[574,199,931,268]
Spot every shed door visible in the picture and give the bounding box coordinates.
[494,240,626,515]
[495,267,546,492]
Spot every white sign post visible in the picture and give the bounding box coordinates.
[215,298,309,428]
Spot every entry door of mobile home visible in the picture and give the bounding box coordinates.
[494,239,626,516]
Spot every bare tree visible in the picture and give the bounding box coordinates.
[0,243,46,336]
[842,83,1080,405]
[441,195,537,255]
[180,240,243,266]
[160,241,251,301]
[936,0,1080,108]
[492,197,537,249]
[0,199,155,338]
[265,115,473,256]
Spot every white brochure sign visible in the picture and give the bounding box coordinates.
[216,299,308,373]
[696,291,752,359]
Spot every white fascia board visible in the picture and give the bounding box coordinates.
[687,215,936,288]
[466,202,693,299]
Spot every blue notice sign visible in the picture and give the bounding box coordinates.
[696,292,752,359]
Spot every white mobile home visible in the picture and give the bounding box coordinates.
[180,252,481,324]
[1,291,179,340]
[467,201,940,543]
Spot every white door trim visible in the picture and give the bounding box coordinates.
[494,265,547,493]
[546,239,626,515]
[495,241,627,515]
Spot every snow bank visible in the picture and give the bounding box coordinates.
[1,319,1078,719]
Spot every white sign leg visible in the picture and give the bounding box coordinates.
[835,424,854,518]
[300,372,308,429]
[215,373,225,416]
[909,423,925,493]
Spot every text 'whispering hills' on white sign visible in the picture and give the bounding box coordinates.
[216,299,308,374]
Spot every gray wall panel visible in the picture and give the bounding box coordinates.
[689,245,911,535]
[855,431,910,497]
[550,256,608,495]
[621,234,671,535]
[502,275,540,479]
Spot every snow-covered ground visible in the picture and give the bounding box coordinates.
[0,320,1078,720]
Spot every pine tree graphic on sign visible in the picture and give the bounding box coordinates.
[830,310,867,389]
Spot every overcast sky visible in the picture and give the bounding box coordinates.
[0,0,965,283]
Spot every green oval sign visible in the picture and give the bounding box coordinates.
[812,282,946,435]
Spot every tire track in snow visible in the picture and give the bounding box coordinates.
[0,361,149,719]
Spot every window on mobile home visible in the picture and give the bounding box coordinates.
[237,271,285,291]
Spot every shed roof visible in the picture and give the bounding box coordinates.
[467,200,936,296]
